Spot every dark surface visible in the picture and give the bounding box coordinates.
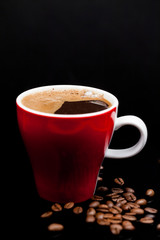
[1,0,160,239]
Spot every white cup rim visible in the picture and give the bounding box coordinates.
[16,85,119,118]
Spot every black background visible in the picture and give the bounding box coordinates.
[1,0,160,239]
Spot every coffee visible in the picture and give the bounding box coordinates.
[21,89,111,114]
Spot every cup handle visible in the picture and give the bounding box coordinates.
[105,116,148,159]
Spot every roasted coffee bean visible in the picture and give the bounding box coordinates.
[91,195,103,201]
[144,207,158,214]
[98,176,103,181]
[97,186,108,192]
[125,187,135,193]
[114,178,124,185]
[86,215,96,223]
[123,192,136,201]
[130,208,144,215]
[97,208,109,213]
[110,219,122,224]
[51,203,62,212]
[73,206,83,214]
[48,223,64,231]
[87,208,96,216]
[64,202,74,209]
[89,201,100,208]
[122,204,132,211]
[40,211,53,218]
[145,189,155,197]
[122,215,137,221]
[106,192,119,197]
[106,200,114,208]
[103,213,114,218]
[96,212,104,219]
[111,214,122,220]
[109,206,122,214]
[110,224,123,235]
[157,223,160,231]
[97,218,110,226]
[115,199,127,207]
[122,220,135,230]
[139,217,154,224]
[127,202,140,208]
[145,214,156,218]
[111,188,124,193]
[136,199,147,205]
[100,165,104,170]
[98,204,109,209]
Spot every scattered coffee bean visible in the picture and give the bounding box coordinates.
[86,215,96,223]
[157,223,160,231]
[130,208,144,215]
[91,195,103,201]
[110,224,123,235]
[103,213,114,218]
[64,202,74,209]
[73,206,83,214]
[89,201,100,208]
[114,178,124,186]
[100,165,104,170]
[48,223,64,231]
[123,192,137,201]
[98,204,109,209]
[87,208,96,216]
[51,203,62,212]
[122,215,137,221]
[110,219,122,224]
[125,187,135,193]
[109,206,122,214]
[144,207,158,214]
[122,220,135,230]
[145,189,155,197]
[40,211,53,218]
[97,218,110,226]
[106,200,114,208]
[97,186,108,192]
[139,217,154,224]
[125,212,137,216]
[95,212,104,219]
[111,188,124,193]
[136,199,147,205]
[127,202,140,208]
[98,176,103,181]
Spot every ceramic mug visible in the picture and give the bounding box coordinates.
[16,85,147,203]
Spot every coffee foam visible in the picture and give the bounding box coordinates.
[21,89,111,114]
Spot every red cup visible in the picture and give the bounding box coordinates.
[16,85,147,203]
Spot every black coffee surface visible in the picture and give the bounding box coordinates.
[54,100,109,114]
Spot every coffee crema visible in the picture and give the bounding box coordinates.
[21,89,111,114]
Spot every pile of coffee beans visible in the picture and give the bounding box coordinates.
[40,168,160,237]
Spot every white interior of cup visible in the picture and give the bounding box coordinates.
[16,85,119,118]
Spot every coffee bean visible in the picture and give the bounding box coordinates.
[51,203,62,212]
[122,204,132,211]
[97,218,110,226]
[64,202,74,209]
[130,208,144,215]
[115,199,127,207]
[109,206,122,214]
[91,195,103,201]
[125,187,135,193]
[110,224,123,235]
[122,220,135,230]
[114,178,124,185]
[122,215,137,221]
[96,212,104,219]
[157,223,160,231]
[139,217,154,224]
[89,201,100,208]
[97,186,108,192]
[48,223,64,231]
[98,176,103,181]
[73,206,83,214]
[110,219,122,224]
[125,212,137,216]
[97,208,109,213]
[98,204,109,209]
[106,200,114,208]
[40,211,53,218]
[100,165,104,170]
[123,192,137,201]
[87,208,96,216]
[127,202,140,208]
[103,213,114,218]
[145,214,156,218]
[86,215,96,223]
[144,207,158,214]
[106,192,119,197]
[136,199,147,205]
[111,188,124,193]
[145,189,155,197]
